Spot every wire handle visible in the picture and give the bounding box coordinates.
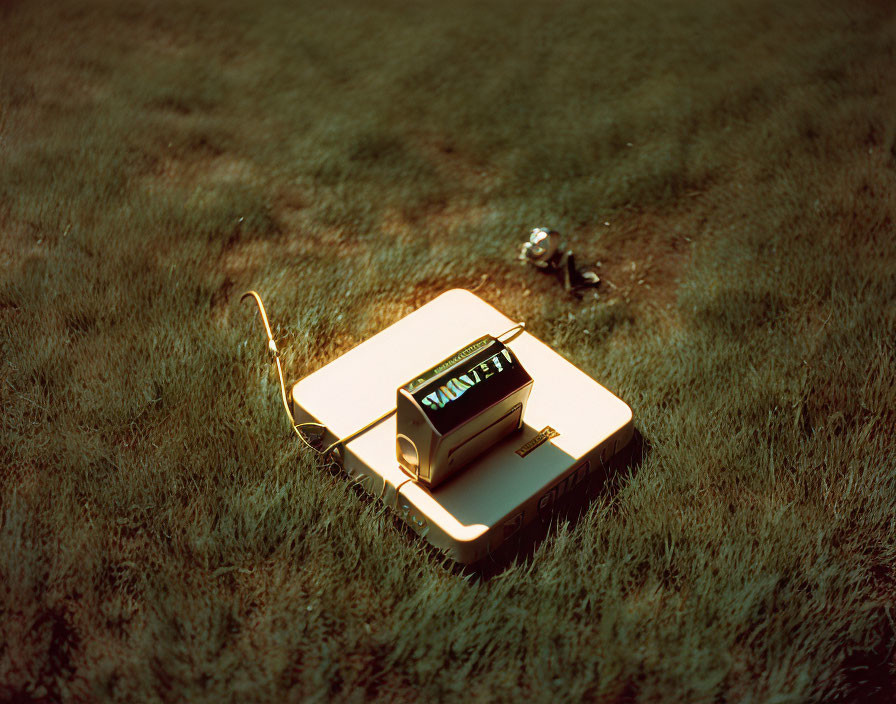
[242,291,330,455]
[243,290,527,461]
[496,322,525,344]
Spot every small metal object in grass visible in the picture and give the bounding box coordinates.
[519,227,561,268]
[519,227,600,296]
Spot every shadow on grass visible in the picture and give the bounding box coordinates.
[839,637,896,704]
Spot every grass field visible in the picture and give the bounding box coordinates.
[2,0,896,701]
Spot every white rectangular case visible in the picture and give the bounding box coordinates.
[291,289,633,564]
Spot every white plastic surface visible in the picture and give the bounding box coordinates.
[291,289,633,562]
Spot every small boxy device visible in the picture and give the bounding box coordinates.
[291,289,633,564]
[396,335,533,488]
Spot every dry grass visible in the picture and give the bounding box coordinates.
[2,0,896,701]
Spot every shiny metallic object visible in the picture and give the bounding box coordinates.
[519,227,561,268]
[518,227,600,294]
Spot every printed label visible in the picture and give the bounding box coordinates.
[406,336,492,393]
[515,426,560,457]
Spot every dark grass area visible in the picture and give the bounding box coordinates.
[2,0,896,701]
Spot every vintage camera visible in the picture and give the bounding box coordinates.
[396,335,533,488]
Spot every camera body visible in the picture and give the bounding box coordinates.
[396,335,533,488]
